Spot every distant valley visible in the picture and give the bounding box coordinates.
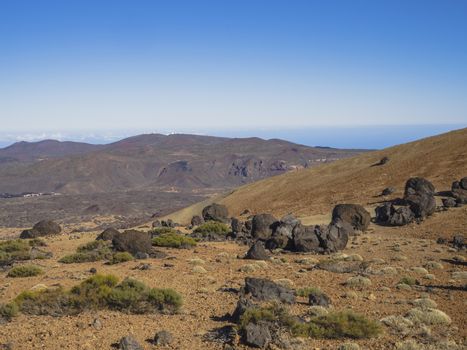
[0,134,365,227]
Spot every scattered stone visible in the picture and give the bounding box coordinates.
[92,318,102,330]
[191,215,204,227]
[244,277,295,304]
[154,330,173,346]
[243,322,271,348]
[382,187,396,196]
[202,203,229,223]
[118,336,143,350]
[245,242,270,260]
[89,267,97,274]
[308,290,331,307]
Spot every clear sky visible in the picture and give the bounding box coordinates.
[1,0,466,133]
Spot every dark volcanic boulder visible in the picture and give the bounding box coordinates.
[20,220,61,239]
[388,206,415,226]
[112,230,152,255]
[244,277,295,304]
[251,214,278,240]
[375,156,390,166]
[404,177,435,197]
[202,203,229,223]
[231,297,256,323]
[331,204,371,232]
[460,177,467,190]
[292,224,321,253]
[245,241,270,260]
[231,217,245,233]
[319,221,351,252]
[404,193,436,218]
[191,215,204,227]
[451,178,467,204]
[152,220,161,228]
[243,322,272,348]
[96,227,119,241]
[375,203,414,226]
[293,225,323,253]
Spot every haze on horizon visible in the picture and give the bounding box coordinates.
[1,0,466,136]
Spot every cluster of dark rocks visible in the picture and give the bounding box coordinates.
[237,204,370,256]
[228,277,332,348]
[375,176,466,227]
[188,202,370,254]
[375,177,436,226]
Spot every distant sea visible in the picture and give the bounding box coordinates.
[0,124,464,150]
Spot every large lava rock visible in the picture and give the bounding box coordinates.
[243,322,272,348]
[112,230,152,255]
[451,177,467,204]
[251,214,278,240]
[375,203,414,226]
[404,177,435,196]
[292,224,321,253]
[245,241,270,260]
[96,227,120,241]
[202,203,229,223]
[404,193,436,217]
[331,204,371,232]
[191,215,204,226]
[244,277,295,304]
[265,215,299,250]
[20,220,62,239]
[319,221,351,252]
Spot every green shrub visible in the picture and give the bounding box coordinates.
[296,286,323,298]
[0,239,51,265]
[108,252,133,264]
[0,302,19,321]
[240,306,381,339]
[399,276,417,286]
[152,233,197,248]
[13,274,182,316]
[7,264,44,278]
[150,227,177,235]
[193,221,229,236]
[59,240,112,264]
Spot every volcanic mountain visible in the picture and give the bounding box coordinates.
[0,134,364,195]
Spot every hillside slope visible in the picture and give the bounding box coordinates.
[167,128,467,223]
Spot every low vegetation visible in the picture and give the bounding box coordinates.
[12,274,182,317]
[0,239,50,266]
[108,252,133,264]
[59,240,112,264]
[240,305,381,339]
[0,302,19,321]
[192,221,229,236]
[150,227,178,235]
[399,276,417,286]
[152,233,197,248]
[7,264,44,278]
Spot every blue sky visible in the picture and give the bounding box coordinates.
[0,0,466,143]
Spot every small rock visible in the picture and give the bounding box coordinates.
[154,330,173,346]
[118,336,143,350]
